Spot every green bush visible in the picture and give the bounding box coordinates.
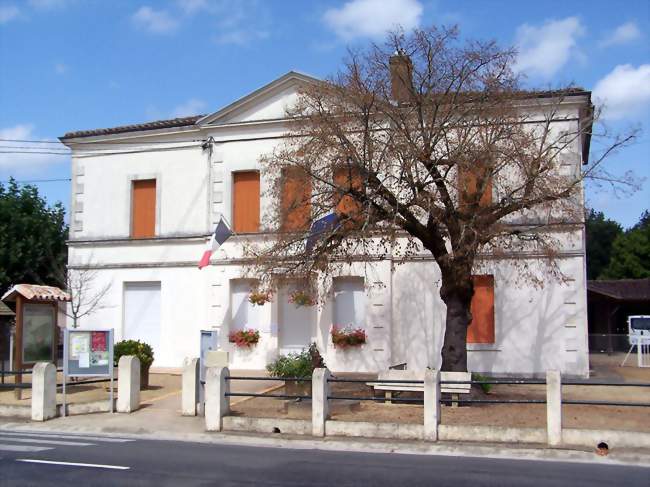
[114,339,154,368]
[267,349,314,381]
[472,372,492,394]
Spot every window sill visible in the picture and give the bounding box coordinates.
[467,344,500,351]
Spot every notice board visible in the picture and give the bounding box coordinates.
[64,329,113,377]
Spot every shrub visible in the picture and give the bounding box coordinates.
[267,348,316,380]
[472,372,492,394]
[228,328,260,348]
[331,325,366,349]
[114,339,154,368]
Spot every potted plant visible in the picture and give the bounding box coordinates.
[248,289,272,306]
[331,325,367,349]
[266,345,322,396]
[288,289,316,307]
[228,328,260,348]
[114,339,154,389]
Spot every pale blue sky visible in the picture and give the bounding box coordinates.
[1,0,648,227]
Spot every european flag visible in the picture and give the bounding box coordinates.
[305,213,340,252]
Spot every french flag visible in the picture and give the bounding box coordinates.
[198,218,233,269]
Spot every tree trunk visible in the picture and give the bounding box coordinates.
[439,281,473,372]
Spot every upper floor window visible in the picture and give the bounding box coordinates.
[131,179,156,238]
[281,167,311,231]
[333,166,363,227]
[233,171,260,233]
[458,164,492,208]
[467,275,495,344]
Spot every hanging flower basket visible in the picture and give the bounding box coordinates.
[248,290,272,306]
[228,328,260,348]
[331,325,366,349]
[288,289,316,307]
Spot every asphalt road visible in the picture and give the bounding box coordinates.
[0,429,647,487]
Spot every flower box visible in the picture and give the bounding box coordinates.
[288,289,316,307]
[248,290,272,306]
[228,328,260,348]
[331,325,366,349]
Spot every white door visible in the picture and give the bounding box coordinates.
[279,283,315,354]
[123,282,161,365]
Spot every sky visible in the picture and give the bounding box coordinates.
[0,0,649,227]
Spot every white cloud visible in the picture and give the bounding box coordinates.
[0,124,67,172]
[0,5,20,24]
[54,63,67,75]
[323,0,423,40]
[172,98,207,118]
[132,6,178,34]
[593,64,650,120]
[513,17,585,79]
[600,21,642,47]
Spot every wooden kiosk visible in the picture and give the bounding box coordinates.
[1,284,71,398]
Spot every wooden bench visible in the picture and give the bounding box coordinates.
[367,370,472,406]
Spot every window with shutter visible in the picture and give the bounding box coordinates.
[458,164,492,208]
[131,179,156,238]
[467,275,495,344]
[281,167,311,231]
[233,171,260,233]
[333,166,363,227]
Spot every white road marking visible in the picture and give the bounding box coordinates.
[16,459,130,470]
[0,444,53,452]
[0,432,134,443]
[0,437,94,447]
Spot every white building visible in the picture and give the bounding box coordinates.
[61,71,592,377]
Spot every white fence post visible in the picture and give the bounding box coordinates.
[117,355,140,413]
[205,366,229,432]
[312,368,330,437]
[31,362,56,421]
[182,357,200,416]
[424,368,441,441]
[546,369,562,446]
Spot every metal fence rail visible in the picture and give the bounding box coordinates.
[225,392,312,400]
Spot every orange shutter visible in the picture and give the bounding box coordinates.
[333,166,363,225]
[131,179,156,238]
[233,171,260,233]
[467,275,495,344]
[459,165,492,208]
[281,168,311,231]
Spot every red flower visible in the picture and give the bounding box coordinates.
[228,328,260,348]
[331,325,366,349]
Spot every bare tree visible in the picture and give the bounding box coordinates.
[64,266,111,328]
[247,26,637,371]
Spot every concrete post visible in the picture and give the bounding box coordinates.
[182,357,200,416]
[205,366,229,432]
[31,362,56,421]
[424,368,441,441]
[546,369,562,446]
[312,368,330,437]
[117,355,140,413]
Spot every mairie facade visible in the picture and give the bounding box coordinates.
[61,72,592,377]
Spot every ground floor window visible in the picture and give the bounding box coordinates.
[230,280,263,332]
[123,282,161,362]
[467,275,495,344]
[333,277,366,328]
